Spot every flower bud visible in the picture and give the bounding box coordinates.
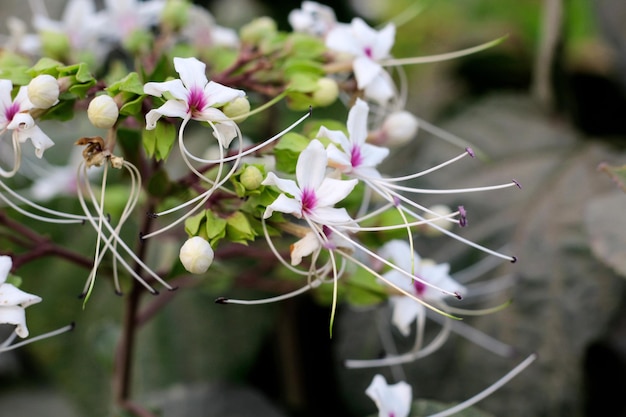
[240,165,263,190]
[88,95,119,129]
[380,111,419,147]
[240,17,277,44]
[161,0,190,31]
[312,77,339,107]
[179,236,214,274]
[27,74,59,109]
[222,96,251,122]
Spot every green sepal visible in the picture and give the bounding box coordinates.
[0,52,32,85]
[225,211,257,245]
[284,59,324,79]
[205,209,228,245]
[37,99,76,122]
[107,72,145,96]
[119,95,144,116]
[230,163,267,197]
[285,33,326,59]
[5,274,22,288]
[142,121,176,161]
[274,132,309,174]
[184,211,207,237]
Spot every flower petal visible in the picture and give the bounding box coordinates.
[262,172,301,198]
[263,193,302,219]
[371,23,395,59]
[15,125,55,158]
[174,56,208,91]
[0,283,42,307]
[145,100,188,129]
[202,81,245,107]
[296,139,328,191]
[359,142,389,168]
[363,72,395,104]
[353,56,382,90]
[144,79,187,101]
[390,295,423,337]
[0,305,29,338]
[0,256,11,285]
[314,176,357,208]
[346,98,369,146]
[326,143,352,172]
[308,205,355,226]
[365,374,412,417]
[290,231,320,266]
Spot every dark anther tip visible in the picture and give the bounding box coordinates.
[168,286,179,292]
[510,256,518,263]
[458,206,467,227]
[150,289,160,296]
[308,105,313,116]
[114,290,123,296]
[69,321,77,330]
[147,212,159,219]
[454,292,463,300]
[465,147,475,158]
[215,297,228,304]
[512,179,522,189]
[78,293,86,299]
[139,232,145,240]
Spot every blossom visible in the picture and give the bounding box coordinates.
[0,79,54,175]
[92,0,166,43]
[365,374,412,417]
[379,240,465,336]
[325,18,396,103]
[0,256,42,338]
[88,94,119,129]
[262,139,357,226]
[27,74,59,109]
[320,98,389,178]
[288,1,339,36]
[144,56,246,147]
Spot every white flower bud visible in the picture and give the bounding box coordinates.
[179,236,214,274]
[27,74,59,109]
[88,95,119,129]
[380,111,419,147]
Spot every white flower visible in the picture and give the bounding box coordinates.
[93,0,166,42]
[181,5,240,49]
[0,256,42,338]
[320,98,389,179]
[288,1,338,36]
[0,79,54,164]
[290,226,353,266]
[144,57,246,147]
[262,139,357,226]
[325,18,396,103]
[365,374,412,417]
[179,236,214,274]
[379,240,465,336]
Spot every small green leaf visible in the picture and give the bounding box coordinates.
[205,209,228,244]
[225,211,257,244]
[274,132,309,174]
[142,127,157,158]
[184,211,206,236]
[107,72,145,96]
[119,95,144,116]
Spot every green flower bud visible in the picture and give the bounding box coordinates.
[40,30,71,61]
[88,95,119,129]
[27,74,59,109]
[312,77,339,107]
[161,0,190,31]
[240,165,263,190]
[179,236,214,274]
[240,17,277,44]
[122,29,153,55]
[222,96,251,122]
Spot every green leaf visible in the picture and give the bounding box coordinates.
[225,211,257,244]
[142,127,157,158]
[28,57,64,76]
[184,211,206,236]
[274,132,309,174]
[205,209,228,245]
[286,33,326,58]
[119,95,144,116]
[286,72,319,93]
[107,72,145,96]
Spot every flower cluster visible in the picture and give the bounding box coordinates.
[0,0,534,415]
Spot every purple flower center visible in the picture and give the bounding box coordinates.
[363,46,374,59]
[412,276,426,296]
[301,188,317,215]
[350,145,363,168]
[187,87,207,116]
[5,102,20,123]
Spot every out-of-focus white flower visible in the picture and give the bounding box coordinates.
[88,95,119,129]
[365,374,412,417]
[180,5,240,49]
[179,236,214,274]
[326,18,396,104]
[377,110,419,148]
[0,256,42,338]
[288,1,339,36]
[93,0,166,43]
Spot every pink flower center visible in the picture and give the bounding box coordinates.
[187,87,207,116]
[412,277,426,296]
[350,145,363,167]
[5,102,20,123]
[363,46,374,59]
[300,187,317,215]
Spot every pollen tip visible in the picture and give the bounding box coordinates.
[458,205,467,227]
[454,291,463,300]
[150,289,160,296]
[465,147,475,158]
[167,286,179,292]
[77,292,86,299]
[215,296,228,304]
[69,321,76,331]
[510,256,518,263]
[308,105,313,116]
[512,179,522,189]
[147,212,159,219]
[139,232,146,240]
[114,290,123,296]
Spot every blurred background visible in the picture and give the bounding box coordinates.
[2,0,626,416]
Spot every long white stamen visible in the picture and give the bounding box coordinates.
[426,353,537,417]
[218,277,323,305]
[0,323,74,353]
[345,317,452,368]
[380,180,520,195]
[380,37,506,67]
[0,135,22,178]
[374,150,471,183]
